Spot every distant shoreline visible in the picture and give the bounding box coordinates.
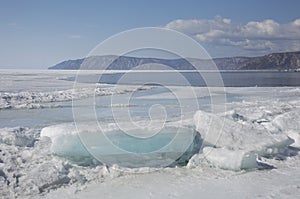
[1,68,299,73]
[48,51,300,71]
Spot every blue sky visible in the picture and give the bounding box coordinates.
[1,0,300,68]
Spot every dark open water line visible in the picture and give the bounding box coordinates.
[74,71,300,87]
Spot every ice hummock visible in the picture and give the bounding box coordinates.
[41,108,298,171]
[194,110,293,154]
[40,122,202,167]
[272,110,300,149]
[191,110,296,170]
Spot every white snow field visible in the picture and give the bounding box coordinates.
[0,70,300,198]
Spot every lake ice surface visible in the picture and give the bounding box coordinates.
[0,70,299,198]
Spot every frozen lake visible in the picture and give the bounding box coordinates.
[0,70,299,198]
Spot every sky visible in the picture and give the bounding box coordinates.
[0,0,300,68]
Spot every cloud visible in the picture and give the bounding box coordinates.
[66,34,82,39]
[164,16,300,56]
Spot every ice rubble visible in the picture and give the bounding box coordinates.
[272,110,300,148]
[194,110,292,153]
[191,109,297,170]
[287,131,300,148]
[0,85,152,110]
[1,108,300,198]
[0,127,38,147]
[202,147,257,171]
[0,127,120,198]
[41,106,300,171]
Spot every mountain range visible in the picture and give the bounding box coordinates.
[49,51,300,71]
